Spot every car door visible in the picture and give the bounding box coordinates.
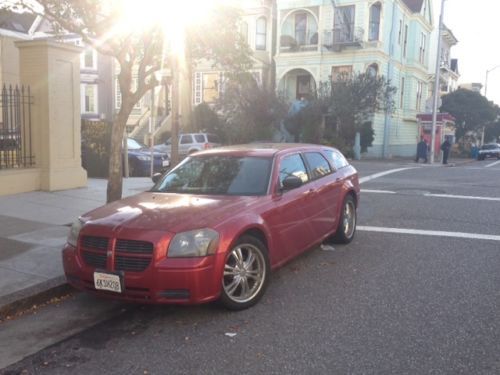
[264,153,316,264]
[302,151,340,238]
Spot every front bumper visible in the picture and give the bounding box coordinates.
[62,243,225,305]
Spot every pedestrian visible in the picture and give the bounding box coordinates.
[415,137,428,163]
[441,137,451,164]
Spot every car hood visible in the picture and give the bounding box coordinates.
[81,192,260,233]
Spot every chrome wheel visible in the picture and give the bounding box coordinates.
[342,199,356,239]
[220,235,270,310]
[223,243,266,304]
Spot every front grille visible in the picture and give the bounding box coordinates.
[115,255,151,272]
[116,239,153,254]
[81,236,108,251]
[82,251,107,268]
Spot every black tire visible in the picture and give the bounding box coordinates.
[219,235,270,310]
[332,195,357,244]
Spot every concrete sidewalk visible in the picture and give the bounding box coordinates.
[0,178,154,318]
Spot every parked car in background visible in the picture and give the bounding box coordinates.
[63,143,359,310]
[154,133,221,156]
[477,143,500,160]
[126,138,169,177]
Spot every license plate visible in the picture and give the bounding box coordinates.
[162,160,170,167]
[94,272,122,293]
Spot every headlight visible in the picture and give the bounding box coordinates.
[67,218,85,247]
[168,229,219,258]
[137,155,151,161]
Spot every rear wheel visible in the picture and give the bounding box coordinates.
[332,195,357,244]
[219,235,270,310]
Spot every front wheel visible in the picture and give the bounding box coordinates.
[332,195,357,244]
[219,235,270,310]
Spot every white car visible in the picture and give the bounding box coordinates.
[477,143,500,160]
[154,133,221,156]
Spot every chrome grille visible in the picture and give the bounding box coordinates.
[115,239,153,254]
[82,251,107,268]
[115,255,151,272]
[81,236,108,250]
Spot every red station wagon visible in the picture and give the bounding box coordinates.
[63,144,360,310]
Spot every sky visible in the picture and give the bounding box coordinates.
[440,0,500,105]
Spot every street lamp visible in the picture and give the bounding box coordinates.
[482,65,500,145]
[430,0,445,164]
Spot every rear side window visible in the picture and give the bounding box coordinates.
[207,134,220,143]
[279,154,309,187]
[324,150,349,170]
[180,135,193,144]
[194,134,205,143]
[304,152,332,180]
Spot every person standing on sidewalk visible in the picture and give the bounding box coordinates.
[415,137,428,163]
[441,137,451,164]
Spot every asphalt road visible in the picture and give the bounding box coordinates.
[2,158,500,374]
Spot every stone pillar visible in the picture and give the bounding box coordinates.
[16,39,87,191]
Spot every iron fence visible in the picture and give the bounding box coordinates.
[0,84,34,169]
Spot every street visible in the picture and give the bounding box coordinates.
[2,158,500,374]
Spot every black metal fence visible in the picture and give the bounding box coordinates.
[0,84,34,169]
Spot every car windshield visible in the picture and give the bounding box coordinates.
[152,155,272,196]
[127,138,146,150]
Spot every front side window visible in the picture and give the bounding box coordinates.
[279,154,309,187]
[369,2,381,41]
[304,152,332,180]
[180,135,193,144]
[153,156,272,196]
[324,150,349,170]
[256,17,267,50]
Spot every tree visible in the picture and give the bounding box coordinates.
[328,72,396,148]
[190,103,221,136]
[440,88,497,142]
[6,0,251,203]
[216,73,288,144]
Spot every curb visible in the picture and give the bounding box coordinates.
[0,276,75,321]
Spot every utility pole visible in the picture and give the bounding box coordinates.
[430,0,445,164]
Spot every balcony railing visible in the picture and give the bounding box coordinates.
[279,31,319,53]
[323,27,364,51]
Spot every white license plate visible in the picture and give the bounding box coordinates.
[94,272,122,293]
[162,160,170,167]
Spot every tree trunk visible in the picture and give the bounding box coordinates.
[106,112,129,203]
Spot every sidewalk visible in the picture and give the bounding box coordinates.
[0,178,154,319]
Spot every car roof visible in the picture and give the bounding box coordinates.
[192,143,333,158]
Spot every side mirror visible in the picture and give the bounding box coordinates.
[152,173,162,184]
[282,175,303,191]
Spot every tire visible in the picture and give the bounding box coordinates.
[219,235,270,310]
[332,195,357,244]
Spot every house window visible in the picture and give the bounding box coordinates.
[295,13,307,45]
[369,2,381,41]
[115,76,141,110]
[400,77,405,109]
[81,83,98,114]
[202,73,220,103]
[256,17,267,50]
[419,33,426,64]
[296,75,312,99]
[331,65,353,82]
[416,80,423,111]
[367,63,378,77]
[398,20,402,44]
[241,21,249,44]
[334,6,355,43]
[81,49,97,70]
[403,24,408,57]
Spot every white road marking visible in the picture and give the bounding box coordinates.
[361,189,396,194]
[361,189,500,202]
[485,160,500,168]
[358,226,500,242]
[424,193,500,202]
[359,168,417,184]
